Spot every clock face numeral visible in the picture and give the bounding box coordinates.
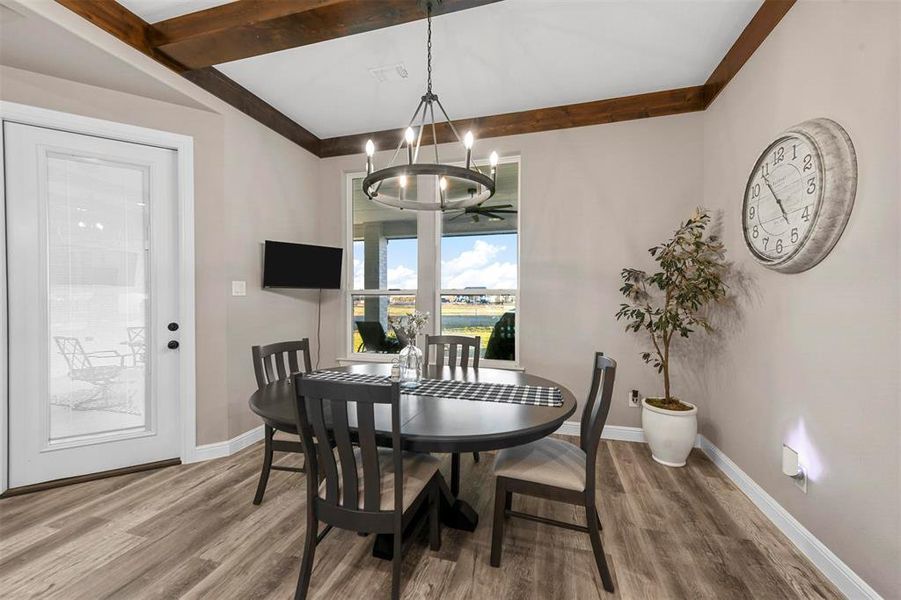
[742,134,823,264]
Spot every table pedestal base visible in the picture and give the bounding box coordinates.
[372,472,478,560]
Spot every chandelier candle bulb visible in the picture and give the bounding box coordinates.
[405,127,415,165]
[365,139,375,174]
[399,174,407,201]
[490,151,499,181]
[464,131,474,169]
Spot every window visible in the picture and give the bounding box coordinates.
[439,161,518,360]
[346,158,519,363]
[350,177,418,355]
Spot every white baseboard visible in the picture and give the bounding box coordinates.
[558,421,649,443]
[186,425,264,463]
[697,435,882,600]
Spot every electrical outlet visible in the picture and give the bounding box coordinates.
[628,389,640,407]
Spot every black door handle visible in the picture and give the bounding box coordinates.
[168,322,179,332]
[167,340,179,350]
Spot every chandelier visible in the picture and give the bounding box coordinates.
[362,0,497,211]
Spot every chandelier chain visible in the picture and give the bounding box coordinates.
[426,3,432,94]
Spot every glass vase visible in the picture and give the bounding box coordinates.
[398,341,423,387]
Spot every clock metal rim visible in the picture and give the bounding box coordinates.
[741,118,857,274]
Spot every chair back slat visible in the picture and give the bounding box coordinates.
[581,353,617,492]
[424,335,481,367]
[263,356,276,386]
[356,402,381,512]
[274,352,288,380]
[308,398,340,503]
[330,400,359,510]
[251,339,312,389]
[294,376,401,515]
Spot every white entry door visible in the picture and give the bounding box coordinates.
[5,122,181,488]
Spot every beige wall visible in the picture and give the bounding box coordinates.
[317,113,705,430]
[0,63,322,445]
[697,1,900,596]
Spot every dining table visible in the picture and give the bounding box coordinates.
[248,362,577,558]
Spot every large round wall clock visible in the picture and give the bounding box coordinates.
[742,118,857,273]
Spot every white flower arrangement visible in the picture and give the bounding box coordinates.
[389,310,430,342]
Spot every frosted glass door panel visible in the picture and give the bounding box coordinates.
[47,154,150,441]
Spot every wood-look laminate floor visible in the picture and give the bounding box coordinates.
[0,437,841,600]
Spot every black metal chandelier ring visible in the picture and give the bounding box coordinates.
[362,164,495,211]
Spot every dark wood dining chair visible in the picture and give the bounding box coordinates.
[423,334,482,465]
[490,352,616,593]
[292,375,442,600]
[423,334,480,369]
[250,339,313,505]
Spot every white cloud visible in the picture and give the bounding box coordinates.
[355,257,417,289]
[442,240,517,289]
[353,258,363,289]
[387,265,417,289]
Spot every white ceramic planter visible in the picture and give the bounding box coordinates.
[641,398,698,467]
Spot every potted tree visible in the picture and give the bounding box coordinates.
[615,209,727,467]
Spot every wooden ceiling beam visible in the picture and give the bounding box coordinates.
[703,0,796,106]
[150,0,503,71]
[319,86,707,158]
[183,67,321,154]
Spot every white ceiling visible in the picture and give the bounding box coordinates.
[110,0,762,139]
[211,0,762,138]
[118,0,235,23]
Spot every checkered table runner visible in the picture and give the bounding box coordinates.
[306,371,563,407]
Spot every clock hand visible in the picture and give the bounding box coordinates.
[762,175,790,224]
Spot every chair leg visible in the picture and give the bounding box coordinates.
[294,509,318,600]
[253,425,274,505]
[472,451,480,463]
[429,482,441,551]
[391,526,403,600]
[490,478,506,567]
[586,502,614,593]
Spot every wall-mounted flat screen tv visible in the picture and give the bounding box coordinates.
[263,241,343,289]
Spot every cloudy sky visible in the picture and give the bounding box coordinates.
[353,233,517,290]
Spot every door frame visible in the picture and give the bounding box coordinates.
[0,101,196,494]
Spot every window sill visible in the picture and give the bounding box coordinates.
[336,355,524,372]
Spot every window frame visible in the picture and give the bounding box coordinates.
[342,155,521,368]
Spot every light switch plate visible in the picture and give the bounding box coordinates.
[231,280,247,296]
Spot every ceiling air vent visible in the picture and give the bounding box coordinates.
[368,63,409,83]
